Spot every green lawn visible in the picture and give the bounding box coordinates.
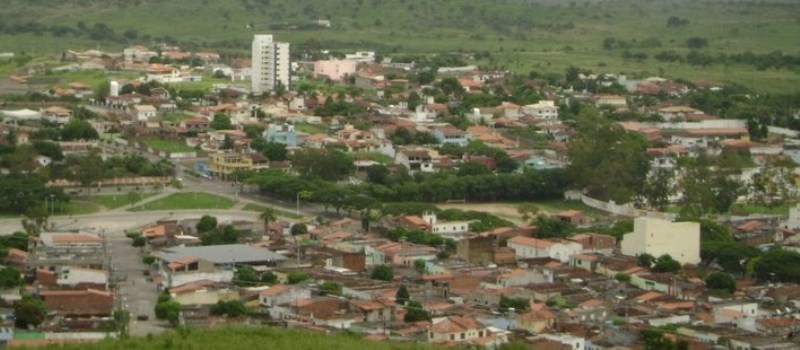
[76,193,158,210]
[353,152,394,164]
[294,123,328,135]
[42,326,439,350]
[55,200,103,216]
[134,138,195,153]
[729,202,793,216]
[160,113,191,122]
[134,192,236,211]
[242,203,303,219]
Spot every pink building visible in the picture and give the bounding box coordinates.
[314,60,357,81]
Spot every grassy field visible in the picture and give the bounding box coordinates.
[36,326,438,350]
[135,138,195,153]
[56,200,103,216]
[134,192,236,211]
[242,203,304,219]
[0,0,797,93]
[294,123,328,135]
[437,200,599,225]
[76,193,158,210]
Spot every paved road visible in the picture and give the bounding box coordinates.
[106,229,167,336]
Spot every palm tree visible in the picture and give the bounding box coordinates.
[259,207,277,234]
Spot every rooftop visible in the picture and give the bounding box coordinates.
[154,244,286,265]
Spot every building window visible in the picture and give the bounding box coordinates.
[460,333,465,340]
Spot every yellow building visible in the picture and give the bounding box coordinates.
[207,152,270,179]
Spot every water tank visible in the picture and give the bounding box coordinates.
[110,80,120,97]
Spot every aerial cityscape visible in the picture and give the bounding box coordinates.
[0,0,799,348]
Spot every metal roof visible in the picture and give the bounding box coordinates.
[154,244,286,265]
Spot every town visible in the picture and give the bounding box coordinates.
[0,29,798,350]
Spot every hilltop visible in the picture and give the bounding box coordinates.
[0,0,799,91]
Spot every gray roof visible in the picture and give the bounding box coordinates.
[154,244,286,265]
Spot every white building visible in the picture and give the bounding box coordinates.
[507,236,582,263]
[522,100,559,120]
[422,212,471,236]
[133,104,157,121]
[785,204,800,230]
[620,217,700,265]
[251,34,291,95]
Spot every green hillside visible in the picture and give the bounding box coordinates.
[33,326,438,350]
[0,0,799,92]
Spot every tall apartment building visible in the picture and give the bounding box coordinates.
[251,34,290,95]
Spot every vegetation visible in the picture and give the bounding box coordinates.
[136,192,236,211]
[705,272,736,294]
[403,300,430,323]
[499,296,530,311]
[210,300,247,317]
[395,285,410,306]
[287,272,309,285]
[35,326,440,350]
[14,295,46,329]
[370,265,394,282]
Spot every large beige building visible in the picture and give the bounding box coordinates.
[620,217,700,265]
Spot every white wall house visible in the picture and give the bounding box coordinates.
[522,100,559,120]
[507,236,582,263]
[133,104,157,121]
[422,212,471,236]
[620,217,700,265]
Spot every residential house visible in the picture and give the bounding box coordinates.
[427,316,487,344]
[265,123,298,147]
[208,152,272,179]
[39,289,114,317]
[516,304,556,334]
[375,242,438,267]
[433,125,470,147]
[133,104,157,121]
[259,284,312,318]
[620,217,700,265]
[568,233,617,254]
[42,106,72,124]
[554,210,588,225]
[422,212,471,237]
[670,128,749,149]
[395,147,434,173]
[507,236,582,263]
[349,299,397,323]
[522,100,559,120]
[593,94,627,109]
[657,106,704,122]
[314,60,357,81]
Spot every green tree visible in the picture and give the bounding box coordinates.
[532,215,575,238]
[291,148,354,181]
[499,296,530,311]
[0,267,21,289]
[567,110,649,202]
[457,161,492,177]
[287,272,309,284]
[113,309,131,338]
[414,259,427,273]
[259,208,277,234]
[754,248,800,283]
[640,169,675,211]
[705,272,736,293]
[210,300,247,317]
[638,253,655,268]
[210,113,233,130]
[155,299,181,326]
[395,284,410,306]
[260,142,288,161]
[652,254,682,273]
[290,223,308,236]
[261,271,278,284]
[234,266,258,287]
[196,215,218,233]
[319,281,342,296]
[403,300,431,322]
[14,295,46,329]
[200,225,240,245]
[370,265,394,281]
[60,119,99,140]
